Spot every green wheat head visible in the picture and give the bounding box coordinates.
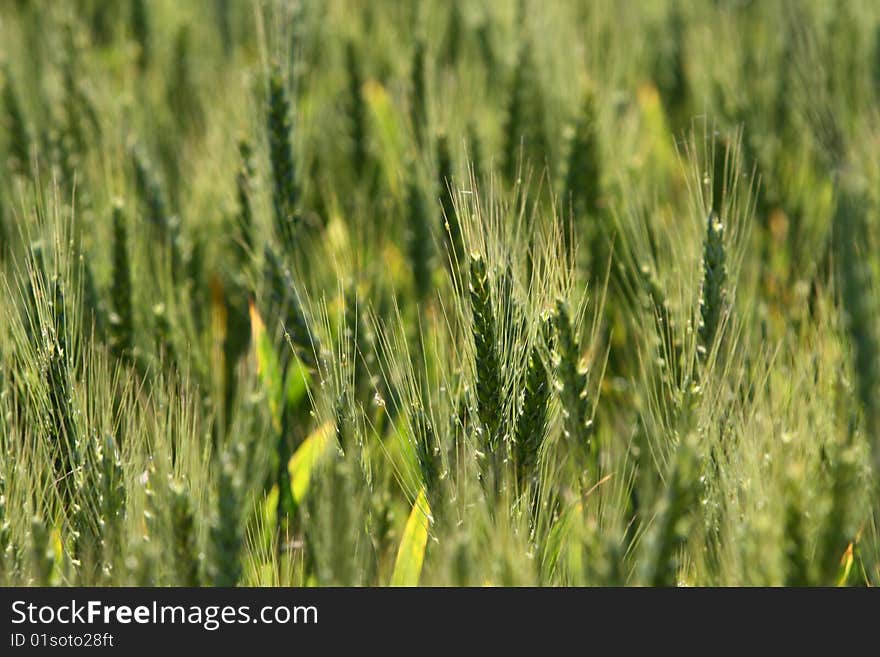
[469,253,502,451]
[638,433,700,587]
[551,299,593,461]
[130,0,151,71]
[235,138,256,259]
[561,90,601,261]
[410,38,428,147]
[209,449,244,587]
[345,40,368,179]
[169,480,201,587]
[502,39,550,183]
[132,145,183,280]
[514,318,551,489]
[835,184,880,474]
[109,199,133,357]
[406,173,433,303]
[698,211,727,363]
[2,65,32,177]
[267,65,298,255]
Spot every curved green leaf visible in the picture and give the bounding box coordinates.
[249,300,284,431]
[288,421,336,506]
[390,487,432,586]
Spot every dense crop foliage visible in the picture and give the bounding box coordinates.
[0,0,878,586]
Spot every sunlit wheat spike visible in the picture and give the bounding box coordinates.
[235,138,256,259]
[475,14,497,77]
[2,65,33,177]
[152,302,177,365]
[835,184,880,473]
[698,211,726,363]
[130,0,151,71]
[502,39,550,184]
[169,481,201,586]
[817,431,860,585]
[24,241,47,342]
[639,264,681,387]
[514,323,550,489]
[47,277,79,503]
[561,90,601,257]
[412,405,441,505]
[654,2,689,129]
[99,433,126,557]
[71,436,102,571]
[167,24,204,135]
[467,122,485,183]
[210,449,243,587]
[442,0,464,66]
[551,299,593,454]
[407,174,433,304]
[782,483,811,586]
[109,199,133,357]
[214,0,234,56]
[60,21,87,158]
[132,144,183,280]
[345,40,367,179]
[81,256,106,341]
[410,38,428,147]
[266,65,298,255]
[469,253,502,450]
[638,433,700,587]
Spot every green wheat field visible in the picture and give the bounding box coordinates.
[0,0,878,587]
